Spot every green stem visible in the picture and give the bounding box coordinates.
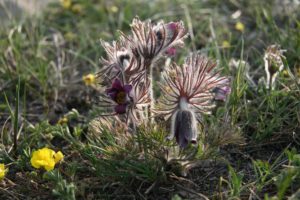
[13,77,20,153]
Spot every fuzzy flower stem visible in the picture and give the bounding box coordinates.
[148,66,154,122]
[179,97,189,110]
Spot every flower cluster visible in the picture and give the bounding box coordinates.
[97,17,230,147]
[30,147,64,171]
[97,17,187,125]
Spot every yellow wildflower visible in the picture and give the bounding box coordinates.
[64,32,77,41]
[54,151,64,163]
[58,117,68,125]
[83,74,96,86]
[71,4,83,14]
[297,67,300,77]
[235,21,245,32]
[60,0,72,9]
[0,164,7,180]
[30,148,64,171]
[110,6,119,13]
[282,69,289,77]
[222,40,230,48]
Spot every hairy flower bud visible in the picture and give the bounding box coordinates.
[264,44,286,90]
[169,98,198,148]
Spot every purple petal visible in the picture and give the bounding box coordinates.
[112,78,123,90]
[107,90,117,100]
[223,86,231,94]
[174,110,193,148]
[114,104,127,114]
[178,134,189,148]
[214,86,231,101]
[166,22,177,31]
[165,47,176,56]
[175,123,188,148]
[123,84,132,93]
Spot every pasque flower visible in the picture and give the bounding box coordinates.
[96,18,188,126]
[213,79,231,101]
[106,78,132,114]
[129,18,187,61]
[264,44,285,90]
[31,147,64,171]
[159,54,230,148]
[213,86,231,101]
[99,18,187,84]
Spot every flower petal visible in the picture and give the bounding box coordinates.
[54,151,64,163]
[44,160,56,171]
[174,110,197,148]
[123,84,132,93]
[106,89,117,99]
[165,47,176,56]
[114,104,127,114]
[166,22,177,31]
[214,86,231,101]
[112,78,123,90]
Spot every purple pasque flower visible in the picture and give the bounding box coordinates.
[106,78,132,114]
[154,21,186,58]
[159,53,230,148]
[128,18,187,61]
[98,39,134,83]
[213,78,231,101]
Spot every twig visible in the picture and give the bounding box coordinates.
[0,187,20,200]
[175,183,210,200]
[169,174,200,189]
[248,187,262,200]
[145,181,157,194]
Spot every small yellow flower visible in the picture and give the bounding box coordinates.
[58,117,68,125]
[83,74,96,86]
[64,32,77,41]
[297,67,300,77]
[54,151,64,163]
[222,40,230,48]
[110,6,119,13]
[60,0,72,9]
[30,148,64,171]
[235,21,245,32]
[282,69,289,77]
[0,164,7,180]
[71,4,83,14]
